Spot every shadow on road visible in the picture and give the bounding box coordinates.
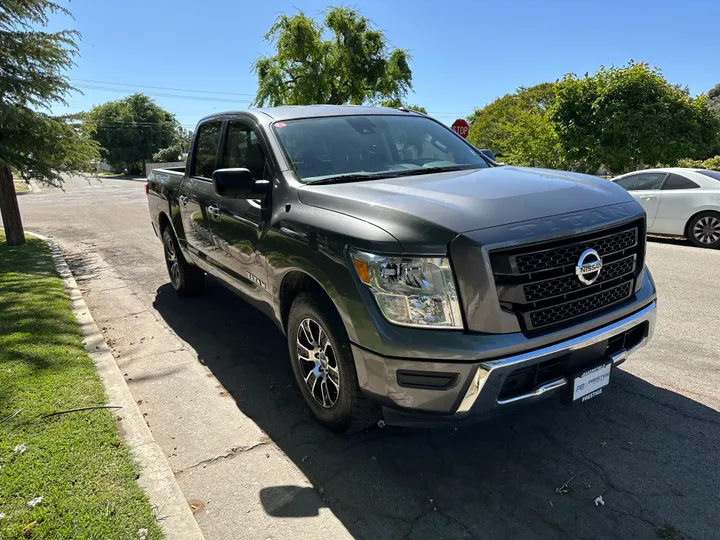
[153,281,719,540]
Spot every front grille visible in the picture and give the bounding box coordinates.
[514,228,637,274]
[491,220,644,333]
[528,281,633,329]
[523,255,636,302]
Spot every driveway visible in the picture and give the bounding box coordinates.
[19,175,720,540]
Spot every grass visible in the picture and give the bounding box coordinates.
[0,232,162,540]
[13,181,29,193]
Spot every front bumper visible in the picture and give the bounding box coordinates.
[352,300,656,427]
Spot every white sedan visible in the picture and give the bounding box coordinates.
[612,168,720,249]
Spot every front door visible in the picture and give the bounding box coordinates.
[210,120,271,301]
[178,120,222,260]
[614,172,667,228]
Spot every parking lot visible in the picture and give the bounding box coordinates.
[20,176,720,540]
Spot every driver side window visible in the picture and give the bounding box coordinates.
[221,121,268,180]
[615,173,666,191]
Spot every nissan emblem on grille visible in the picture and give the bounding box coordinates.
[575,248,603,285]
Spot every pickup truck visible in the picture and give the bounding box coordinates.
[147,105,657,433]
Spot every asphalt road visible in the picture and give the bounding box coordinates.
[19,175,720,540]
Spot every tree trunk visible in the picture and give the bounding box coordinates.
[0,165,25,246]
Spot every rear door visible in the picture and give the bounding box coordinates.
[178,120,222,259]
[614,172,667,229]
[209,119,272,301]
[653,173,702,235]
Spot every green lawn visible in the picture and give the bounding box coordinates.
[0,232,162,540]
[13,181,30,193]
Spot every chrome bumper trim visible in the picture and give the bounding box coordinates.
[456,300,656,413]
[611,337,647,365]
[496,377,567,405]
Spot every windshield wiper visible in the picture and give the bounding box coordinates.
[378,165,479,178]
[307,172,401,185]
[307,165,481,185]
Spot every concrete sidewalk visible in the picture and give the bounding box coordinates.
[67,249,352,539]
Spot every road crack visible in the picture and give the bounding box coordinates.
[174,440,272,475]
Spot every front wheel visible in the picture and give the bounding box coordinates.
[688,212,720,249]
[162,227,205,294]
[288,292,380,434]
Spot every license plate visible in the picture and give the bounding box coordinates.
[573,363,611,402]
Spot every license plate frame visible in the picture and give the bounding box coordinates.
[572,362,612,403]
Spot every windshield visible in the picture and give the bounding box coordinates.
[696,170,720,181]
[272,115,488,183]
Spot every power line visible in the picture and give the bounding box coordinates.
[70,77,256,97]
[74,84,253,104]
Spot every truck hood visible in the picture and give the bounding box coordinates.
[297,166,634,252]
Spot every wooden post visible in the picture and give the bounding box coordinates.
[0,165,26,246]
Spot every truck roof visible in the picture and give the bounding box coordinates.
[198,104,422,125]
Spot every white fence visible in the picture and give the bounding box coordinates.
[145,161,185,176]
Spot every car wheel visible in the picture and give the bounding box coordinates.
[162,226,205,294]
[288,292,380,434]
[688,212,720,249]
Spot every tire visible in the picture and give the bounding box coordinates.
[161,226,205,295]
[688,212,720,249]
[288,292,380,434]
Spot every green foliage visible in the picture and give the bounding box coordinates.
[551,62,720,175]
[704,156,720,170]
[0,0,100,186]
[0,233,162,539]
[84,93,181,173]
[679,156,720,170]
[468,83,565,169]
[253,7,413,107]
[677,158,704,168]
[152,143,184,163]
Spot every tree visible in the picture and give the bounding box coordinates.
[0,0,100,246]
[152,143,184,163]
[84,94,180,173]
[253,7,413,107]
[708,83,720,115]
[467,83,566,169]
[551,62,720,174]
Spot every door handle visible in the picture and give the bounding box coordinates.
[179,195,188,206]
[207,204,221,221]
[641,195,657,201]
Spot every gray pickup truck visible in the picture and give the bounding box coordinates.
[147,105,657,433]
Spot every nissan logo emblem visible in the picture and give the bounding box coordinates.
[576,248,603,285]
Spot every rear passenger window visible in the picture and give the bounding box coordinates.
[193,121,221,179]
[663,173,699,190]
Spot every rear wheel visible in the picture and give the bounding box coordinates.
[688,212,720,249]
[162,226,205,294]
[288,292,380,434]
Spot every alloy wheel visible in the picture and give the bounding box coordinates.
[164,233,180,285]
[296,317,340,408]
[693,216,720,245]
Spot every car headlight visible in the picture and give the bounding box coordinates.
[350,249,463,329]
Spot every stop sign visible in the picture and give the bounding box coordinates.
[452,118,469,138]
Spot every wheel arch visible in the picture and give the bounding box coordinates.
[684,208,720,237]
[158,211,172,234]
[278,269,355,341]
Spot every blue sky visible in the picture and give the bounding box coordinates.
[50,0,720,129]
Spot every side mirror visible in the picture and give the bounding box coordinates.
[212,168,269,200]
[479,148,496,161]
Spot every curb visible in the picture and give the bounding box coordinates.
[27,232,205,540]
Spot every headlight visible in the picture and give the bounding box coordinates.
[350,249,463,329]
